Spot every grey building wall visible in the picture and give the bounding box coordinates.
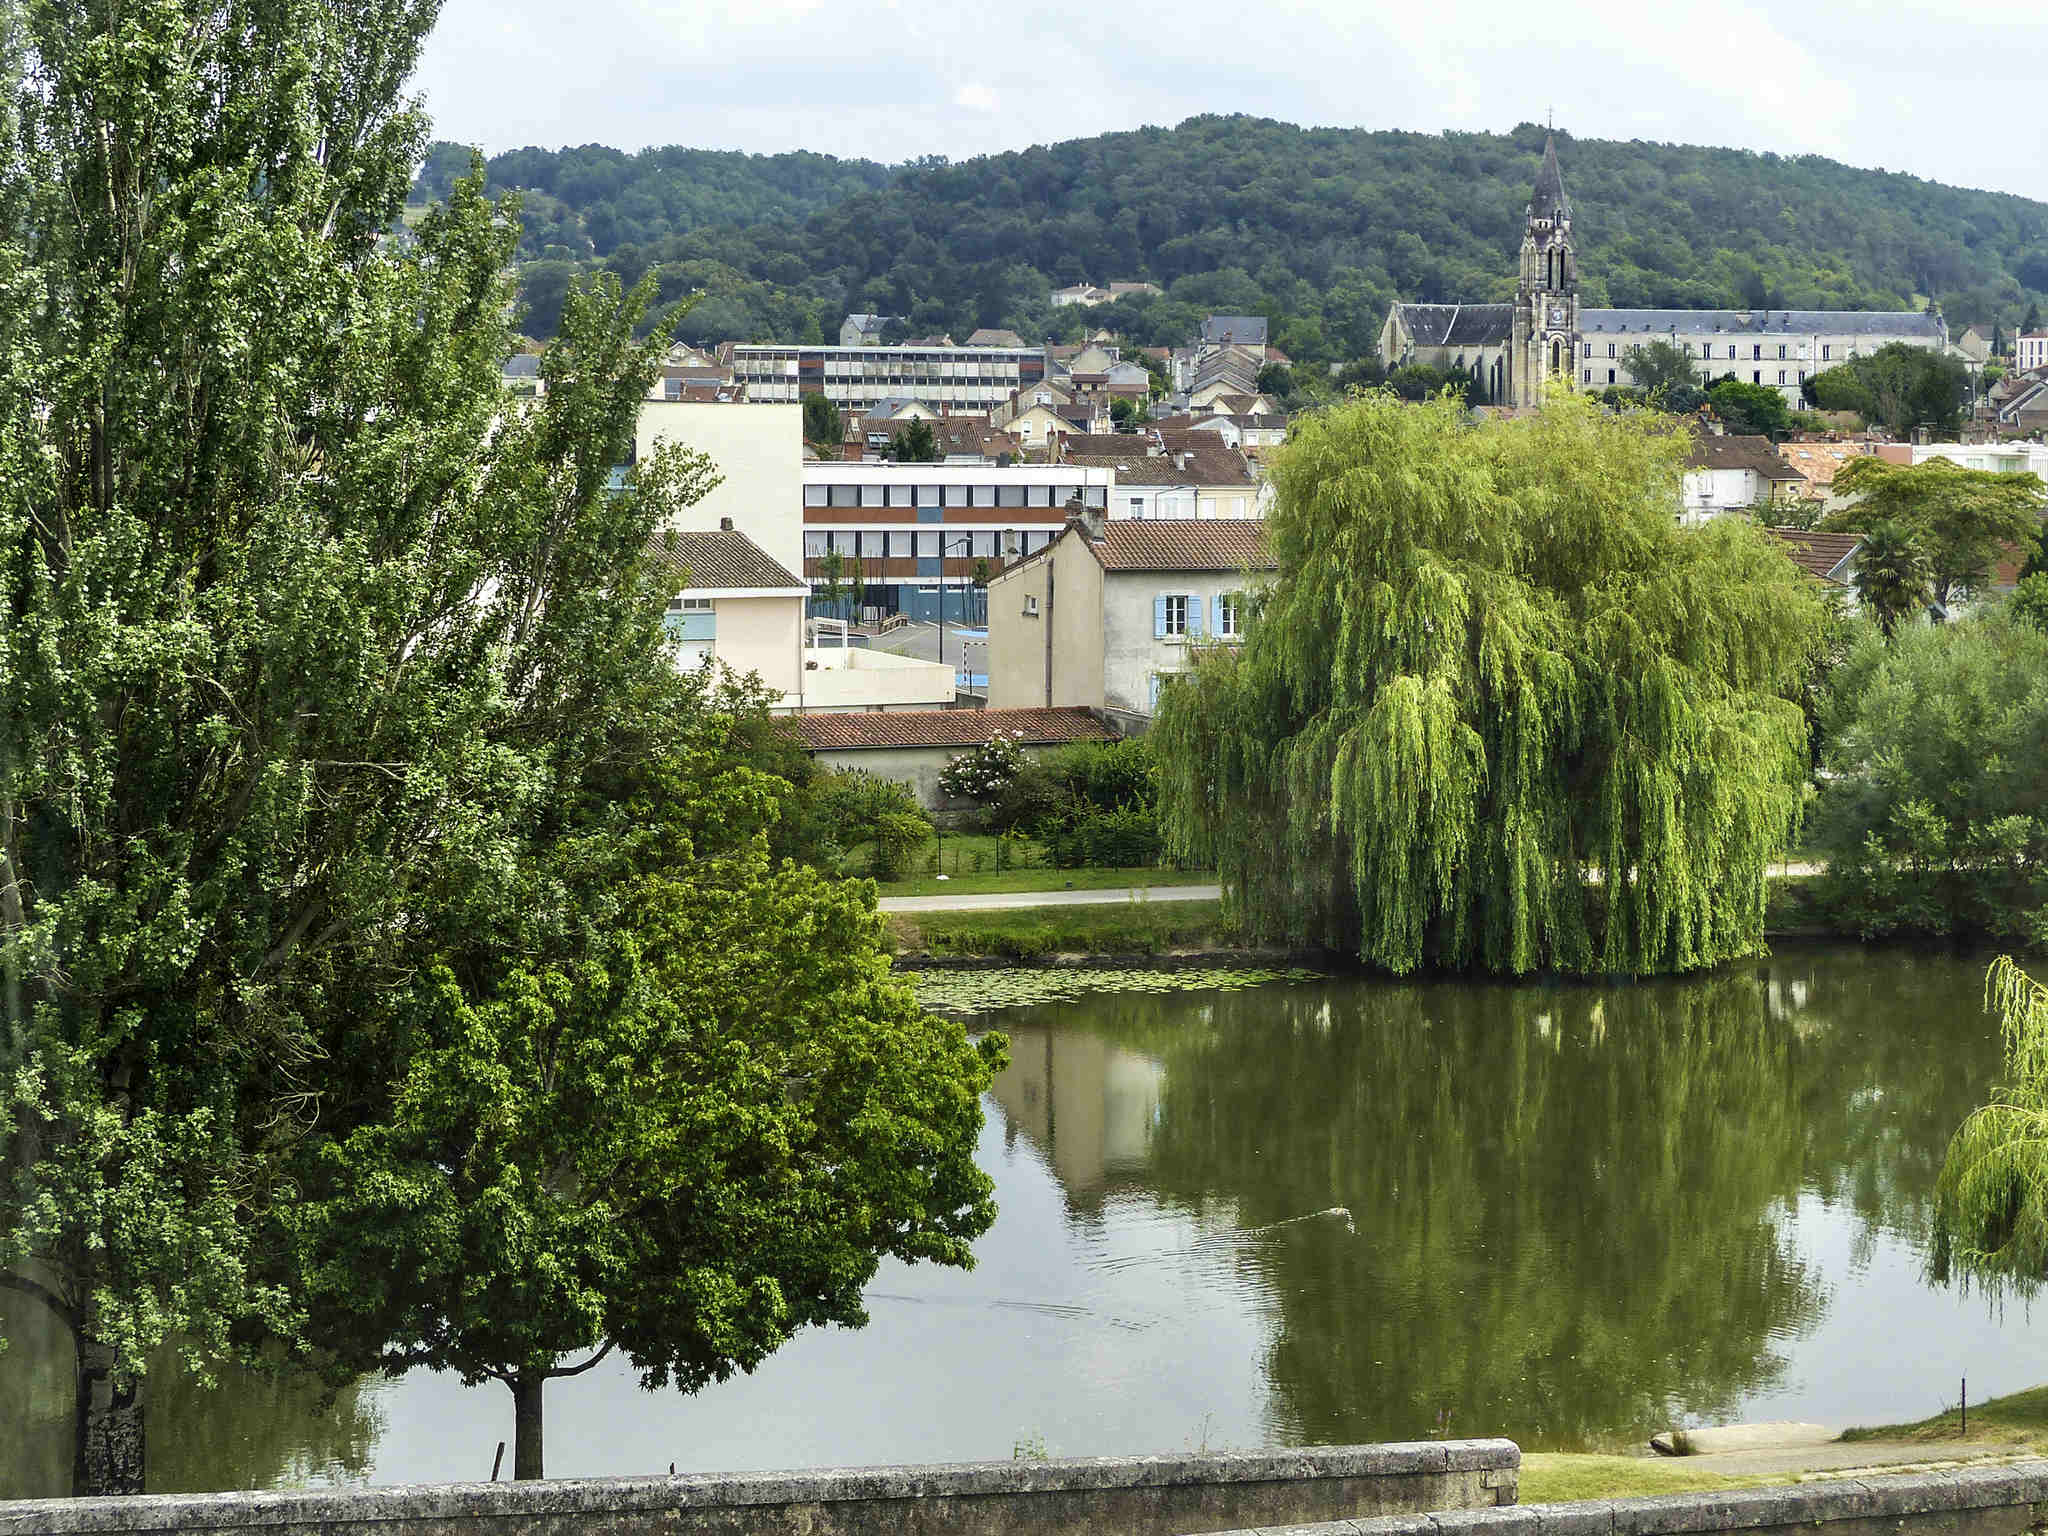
[1101,570,1257,717]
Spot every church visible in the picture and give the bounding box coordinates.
[1379,136,1948,409]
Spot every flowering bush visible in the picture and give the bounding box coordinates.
[938,730,1027,803]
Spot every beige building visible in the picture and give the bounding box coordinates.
[646,526,807,704]
[634,400,804,579]
[986,515,1274,722]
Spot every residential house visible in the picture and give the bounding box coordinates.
[2017,334,2048,373]
[1956,325,1997,366]
[1766,529,1864,599]
[784,707,1115,808]
[501,353,543,397]
[857,397,941,453]
[966,327,1028,348]
[1064,433,1261,521]
[646,525,808,702]
[985,515,1274,722]
[1051,284,1111,308]
[931,415,1024,463]
[1997,377,2048,432]
[1109,282,1162,301]
[649,342,735,400]
[840,313,897,347]
[1680,433,1808,524]
[1777,440,1874,517]
[1201,316,1269,348]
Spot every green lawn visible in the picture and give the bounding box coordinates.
[887,899,1234,959]
[1841,1382,2048,1449]
[849,832,1209,898]
[1520,1453,1774,1504]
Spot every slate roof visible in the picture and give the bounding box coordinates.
[1201,315,1269,346]
[645,529,804,592]
[1390,303,1515,347]
[1685,433,1807,480]
[1529,134,1570,221]
[966,327,1027,348]
[1095,521,1273,573]
[786,707,1113,751]
[1766,529,1863,583]
[1583,308,1944,339]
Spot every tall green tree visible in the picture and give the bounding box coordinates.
[1932,958,2048,1296]
[1851,523,1934,637]
[1706,378,1792,438]
[1153,391,1818,977]
[1624,339,1698,399]
[801,392,842,448]
[1822,456,2046,614]
[0,0,722,1496]
[288,681,1000,1479]
[891,417,940,462]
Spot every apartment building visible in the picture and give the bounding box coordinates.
[803,462,1115,623]
[2016,334,2048,374]
[731,343,1047,414]
[1578,310,1948,405]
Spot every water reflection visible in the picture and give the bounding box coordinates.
[0,945,2029,1493]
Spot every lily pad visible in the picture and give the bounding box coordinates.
[914,965,1325,1018]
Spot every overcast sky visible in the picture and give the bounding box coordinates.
[413,0,2048,205]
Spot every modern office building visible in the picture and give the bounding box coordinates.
[802,461,1116,623]
[731,343,1047,414]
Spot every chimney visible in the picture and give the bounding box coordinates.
[719,516,734,531]
[1064,493,1106,543]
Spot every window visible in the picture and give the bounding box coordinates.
[915,530,940,558]
[1027,484,1052,507]
[916,484,942,507]
[828,484,859,507]
[887,483,913,507]
[1584,342,1594,359]
[1752,345,1762,360]
[803,484,828,507]
[1608,369,1616,384]
[666,595,713,612]
[1608,342,1617,358]
[1778,344,1788,359]
[803,531,828,557]
[944,483,970,507]
[1159,594,1189,637]
[1798,370,1807,383]
[1216,595,1239,637]
[1583,368,1592,383]
[1777,370,1787,385]
[971,530,997,558]
[859,484,884,508]
[1752,371,1762,384]
[1822,344,1832,360]
[997,484,1026,508]
[1023,594,1040,617]
[887,530,912,558]
[1084,487,1106,509]
[1130,496,1146,516]
[972,484,996,507]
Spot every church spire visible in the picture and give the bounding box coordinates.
[1529,133,1570,222]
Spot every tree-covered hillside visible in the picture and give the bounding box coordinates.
[429,118,2048,362]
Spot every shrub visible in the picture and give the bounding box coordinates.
[1812,614,2048,944]
[1040,737,1156,810]
[938,730,1027,804]
[1042,806,1162,868]
[812,769,933,877]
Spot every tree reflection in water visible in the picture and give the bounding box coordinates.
[987,946,2002,1451]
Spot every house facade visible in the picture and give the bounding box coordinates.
[647,526,808,704]
[1065,434,1263,521]
[2017,334,2048,373]
[1680,433,1809,524]
[985,516,1273,722]
[730,342,1047,414]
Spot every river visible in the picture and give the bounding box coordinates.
[5,942,2044,1496]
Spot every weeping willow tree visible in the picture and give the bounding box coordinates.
[1931,959,2048,1296]
[1153,391,1820,976]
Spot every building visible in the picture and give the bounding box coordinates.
[784,707,1115,808]
[1909,440,2048,477]
[1767,529,1864,594]
[1064,433,1262,521]
[1777,440,1875,515]
[840,313,899,347]
[731,342,1047,414]
[803,461,1116,623]
[1381,135,1948,409]
[1680,433,1810,524]
[2017,334,2048,373]
[635,401,804,580]
[646,526,807,700]
[1051,284,1109,308]
[985,515,1273,722]
[966,327,1028,348]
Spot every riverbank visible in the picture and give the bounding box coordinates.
[886,876,1837,962]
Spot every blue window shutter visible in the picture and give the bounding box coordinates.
[1154,596,1168,638]
[1149,674,1161,711]
[1188,595,1204,637]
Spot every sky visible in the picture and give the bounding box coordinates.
[412,0,2048,205]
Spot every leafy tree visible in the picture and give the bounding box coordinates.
[891,417,940,462]
[1932,958,2048,1299]
[1624,340,1698,399]
[1707,378,1792,438]
[1821,456,2047,613]
[802,392,843,449]
[1812,615,2048,943]
[2012,573,2048,633]
[815,548,851,619]
[2027,302,2043,336]
[1334,358,1388,393]
[1385,364,1466,402]
[1807,345,1968,436]
[289,702,997,1479]
[1109,395,1146,429]
[1153,392,1819,977]
[1257,362,1296,399]
[1851,523,1934,637]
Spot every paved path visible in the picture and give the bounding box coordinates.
[1677,1441,2045,1481]
[878,884,1223,913]
[878,864,1822,914]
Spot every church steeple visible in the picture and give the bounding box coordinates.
[1528,133,1570,223]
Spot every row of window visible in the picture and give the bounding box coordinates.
[1584,367,1807,388]
[1589,341,1839,362]
[804,483,1108,509]
[803,529,1059,560]
[1155,593,1240,639]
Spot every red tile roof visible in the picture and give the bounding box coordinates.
[786,707,1115,751]
[1095,521,1273,572]
[1766,528,1862,582]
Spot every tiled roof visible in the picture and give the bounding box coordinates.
[1777,441,1872,488]
[786,707,1114,751]
[1067,435,1254,487]
[1202,315,1269,346]
[1686,433,1807,480]
[646,529,804,592]
[1095,521,1273,573]
[1390,303,1515,347]
[966,327,1027,348]
[1766,529,1862,582]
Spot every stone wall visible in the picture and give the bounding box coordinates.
[0,1440,1517,1536]
[1200,1461,2048,1536]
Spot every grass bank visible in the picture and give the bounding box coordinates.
[886,899,1237,959]
[1842,1383,2048,1450]
[875,865,1205,899]
[1519,1453,1773,1503]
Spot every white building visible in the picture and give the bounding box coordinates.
[2016,334,2048,373]
[1579,309,1947,407]
[1911,440,2048,477]
[731,343,1049,414]
[1679,433,1809,524]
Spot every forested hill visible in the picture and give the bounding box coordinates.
[419,118,2048,363]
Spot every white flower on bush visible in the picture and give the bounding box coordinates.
[939,730,1028,803]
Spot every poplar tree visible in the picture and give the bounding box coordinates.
[1,0,690,1494]
[1153,391,1819,977]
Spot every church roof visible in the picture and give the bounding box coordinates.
[1529,134,1570,222]
[1582,308,1944,339]
[1391,303,1514,347]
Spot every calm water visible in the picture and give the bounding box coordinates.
[6,943,2045,1496]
